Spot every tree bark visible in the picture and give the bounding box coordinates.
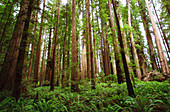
[99,0,110,79]
[152,1,170,57]
[108,0,124,84]
[33,0,45,84]
[112,0,135,97]
[40,42,46,86]
[56,46,61,86]
[62,4,68,88]
[86,0,91,80]
[71,0,79,92]
[127,0,142,80]
[12,0,33,101]
[27,7,39,85]
[119,14,134,77]
[82,7,87,79]
[50,0,61,91]
[145,0,169,75]
[91,4,98,75]
[88,0,95,89]
[0,0,30,91]
[66,16,71,87]
[45,27,52,81]
[138,0,158,70]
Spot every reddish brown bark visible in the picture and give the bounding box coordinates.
[0,0,30,91]
[88,0,95,89]
[40,43,46,86]
[62,4,68,88]
[66,16,71,87]
[86,0,91,80]
[27,7,39,85]
[50,0,61,91]
[71,0,79,92]
[33,0,45,84]
[12,0,34,101]
[56,46,61,86]
[45,28,52,81]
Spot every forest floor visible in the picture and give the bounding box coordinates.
[0,79,170,112]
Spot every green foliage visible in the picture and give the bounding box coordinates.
[0,81,169,112]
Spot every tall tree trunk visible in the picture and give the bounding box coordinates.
[119,14,134,77]
[108,0,123,84]
[96,15,104,72]
[152,1,170,57]
[99,0,110,79]
[81,4,87,80]
[86,0,91,80]
[62,4,68,88]
[50,0,61,91]
[88,0,95,89]
[33,0,45,84]
[127,0,142,80]
[27,7,39,85]
[12,0,33,101]
[138,0,158,70]
[131,15,149,78]
[56,46,61,86]
[145,0,169,75]
[45,27,52,81]
[66,17,71,87]
[40,42,46,86]
[0,0,30,91]
[92,9,98,75]
[112,0,135,97]
[71,0,79,92]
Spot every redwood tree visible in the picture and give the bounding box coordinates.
[71,0,79,92]
[12,0,34,101]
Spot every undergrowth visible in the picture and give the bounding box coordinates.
[0,81,169,112]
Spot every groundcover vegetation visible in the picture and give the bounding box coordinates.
[0,80,169,112]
